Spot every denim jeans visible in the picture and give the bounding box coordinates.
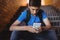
[10,30,57,40]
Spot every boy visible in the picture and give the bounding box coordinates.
[10,0,57,40]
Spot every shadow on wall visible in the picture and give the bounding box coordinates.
[0,0,27,32]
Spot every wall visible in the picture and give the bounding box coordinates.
[0,0,27,32]
[53,0,60,10]
[41,0,60,10]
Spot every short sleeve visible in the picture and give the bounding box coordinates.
[17,10,27,22]
[42,12,47,19]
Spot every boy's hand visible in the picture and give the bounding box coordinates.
[38,27,42,32]
[26,26,39,33]
[35,27,42,33]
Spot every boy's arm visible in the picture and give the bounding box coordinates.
[41,18,51,31]
[9,20,28,31]
[9,20,39,33]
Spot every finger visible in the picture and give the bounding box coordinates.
[36,31,39,33]
[34,30,39,33]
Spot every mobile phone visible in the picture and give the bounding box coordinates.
[33,23,41,29]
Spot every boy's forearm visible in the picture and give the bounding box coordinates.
[10,26,29,31]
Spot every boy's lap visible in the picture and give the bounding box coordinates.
[11,30,57,40]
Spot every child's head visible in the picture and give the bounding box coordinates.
[28,0,41,15]
[29,0,41,7]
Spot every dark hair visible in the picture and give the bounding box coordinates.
[29,0,41,7]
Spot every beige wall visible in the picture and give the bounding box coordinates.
[53,0,60,10]
[43,0,53,5]
[41,0,60,10]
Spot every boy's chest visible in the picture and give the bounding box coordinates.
[27,15,41,25]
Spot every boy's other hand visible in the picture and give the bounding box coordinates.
[26,26,39,33]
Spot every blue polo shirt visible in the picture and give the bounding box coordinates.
[17,10,47,26]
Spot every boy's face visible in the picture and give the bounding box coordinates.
[29,6,40,15]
